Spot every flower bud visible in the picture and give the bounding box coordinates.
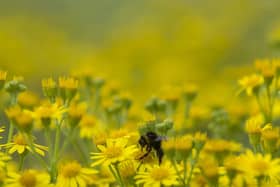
[0,70,7,90]
[14,111,34,133]
[193,132,207,152]
[42,78,57,102]
[182,83,198,102]
[4,76,27,96]
[58,76,79,104]
[155,119,173,135]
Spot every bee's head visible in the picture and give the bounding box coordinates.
[146,132,158,140]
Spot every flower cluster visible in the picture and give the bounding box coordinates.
[2,59,280,187]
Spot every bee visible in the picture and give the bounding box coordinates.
[138,131,165,164]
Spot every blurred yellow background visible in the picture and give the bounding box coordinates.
[1,0,280,104]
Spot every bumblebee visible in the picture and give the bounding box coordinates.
[138,131,165,164]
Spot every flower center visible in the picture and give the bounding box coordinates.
[61,162,82,178]
[150,168,169,181]
[13,134,27,145]
[251,160,269,174]
[19,171,37,187]
[104,146,122,158]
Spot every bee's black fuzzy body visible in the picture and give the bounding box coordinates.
[138,131,164,165]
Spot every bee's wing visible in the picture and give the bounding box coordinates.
[155,136,168,141]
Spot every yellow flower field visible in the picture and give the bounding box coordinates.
[2,1,280,187]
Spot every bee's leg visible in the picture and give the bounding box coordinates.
[156,148,164,165]
[139,136,147,151]
[139,145,152,160]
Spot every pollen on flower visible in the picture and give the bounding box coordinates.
[119,160,136,178]
[104,146,123,158]
[61,161,82,178]
[251,159,270,173]
[19,171,37,187]
[13,134,27,145]
[150,167,170,181]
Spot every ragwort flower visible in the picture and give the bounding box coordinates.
[5,169,50,187]
[238,74,264,96]
[135,161,178,187]
[1,133,48,156]
[91,138,137,167]
[56,161,98,187]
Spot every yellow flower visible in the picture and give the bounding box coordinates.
[182,83,198,101]
[0,70,7,89]
[255,59,275,77]
[5,105,22,120]
[135,161,178,187]
[193,132,207,151]
[0,126,4,139]
[92,130,108,145]
[198,157,220,186]
[79,115,97,139]
[90,164,115,186]
[163,135,193,159]
[118,160,137,179]
[0,168,6,186]
[245,115,264,134]
[175,135,193,152]
[58,77,79,89]
[240,150,280,180]
[91,138,137,167]
[0,152,11,169]
[0,70,7,81]
[109,128,138,145]
[262,125,279,153]
[58,76,79,103]
[18,91,40,109]
[56,161,98,187]
[42,77,57,100]
[32,102,67,128]
[204,139,241,154]
[224,156,243,177]
[14,111,34,133]
[68,102,87,128]
[42,78,56,89]
[1,133,48,156]
[5,169,50,187]
[238,74,264,96]
[272,58,280,74]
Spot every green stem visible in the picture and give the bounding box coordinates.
[6,93,18,146]
[186,151,200,187]
[53,124,61,161]
[50,121,62,183]
[44,129,52,159]
[172,159,185,186]
[18,154,25,171]
[6,123,14,145]
[109,164,121,186]
[113,163,125,187]
[183,158,188,185]
[272,75,279,106]
[184,101,192,119]
[265,85,272,122]
[255,93,268,123]
[59,127,75,157]
[73,140,89,166]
